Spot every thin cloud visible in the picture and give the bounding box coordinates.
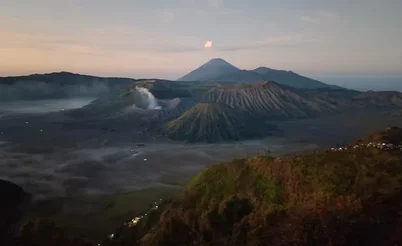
[216,34,313,52]
[207,0,223,9]
[152,34,314,53]
[159,10,176,23]
[0,31,103,56]
[301,16,320,24]
[301,11,337,24]
[0,24,311,56]
[155,46,203,53]
[0,24,205,56]
[320,11,336,18]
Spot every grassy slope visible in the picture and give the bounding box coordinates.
[183,148,402,212]
[19,128,402,245]
[132,130,402,245]
[23,186,182,241]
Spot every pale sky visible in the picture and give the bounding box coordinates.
[0,0,401,81]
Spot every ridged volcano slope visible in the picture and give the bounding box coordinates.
[161,103,275,142]
[203,81,339,118]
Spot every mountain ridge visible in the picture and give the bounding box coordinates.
[178,58,339,89]
[0,72,138,101]
[202,81,340,119]
[0,71,136,86]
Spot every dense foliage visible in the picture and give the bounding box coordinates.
[127,128,402,245]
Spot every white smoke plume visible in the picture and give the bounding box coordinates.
[135,87,162,110]
[204,40,213,48]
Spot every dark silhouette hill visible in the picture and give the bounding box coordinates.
[0,72,135,101]
[355,91,402,107]
[356,125,402,145]
[103,127,402,246]
[0,71,135,86]
[0,180,31,246]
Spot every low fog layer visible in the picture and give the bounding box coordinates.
[0,140,318,200]
[0,82,111,101]
[2,86,402,202]
[0,98,95,117]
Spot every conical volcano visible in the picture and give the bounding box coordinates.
[161,103,274,142]
[178,58,240,81]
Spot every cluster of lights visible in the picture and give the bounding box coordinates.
[108,198,164,242]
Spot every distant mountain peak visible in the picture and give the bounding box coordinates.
[178,58,240,81]
[252,67,274,75]
[255,66,273,70]
[204,58,234,66]
[199,58,239,70]
[178,59,341,89]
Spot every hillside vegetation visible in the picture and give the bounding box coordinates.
[14,127,402,245]
[104,127,402,246]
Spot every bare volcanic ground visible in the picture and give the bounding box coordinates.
[161,103,279,142]
[203,81,340,118]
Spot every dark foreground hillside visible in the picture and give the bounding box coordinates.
[103,127,402,246]
[9,127,402,246]
[0,180,31,246]
[0,72,136,101]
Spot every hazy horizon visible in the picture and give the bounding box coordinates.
[1,60,401,91]
[1,0,401,89]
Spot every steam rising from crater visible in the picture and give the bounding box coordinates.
[204,40,213,48]
[135,86,162,110]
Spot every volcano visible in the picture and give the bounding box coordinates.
[160,102,276,142]
[178,58,240,82]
